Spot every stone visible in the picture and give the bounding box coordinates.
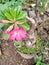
[29,10,36,18]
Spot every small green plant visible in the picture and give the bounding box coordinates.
[39,0,49,14]
[14,38,43,54]
[35,56,49,65]
[31,0,49,15]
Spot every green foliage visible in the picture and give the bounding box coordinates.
[0,7,30,31]
[0,6,26,20]
[0,23,4,30]
[0,1,23,31]
[19,23,30,31]
[40,0,47,6]
[47,41,49,47]
[39,0,49,13]
[16,38,42,54]
[0,0,16,3]
[36,38,42,51]
[0,23,4,33]
[39,7,44,13]
[0,0,23,11]
[35,56,49,65]
[14,41,24,47]
[2,34,10,40]
[18,45,38,54]
[35,56,42,63]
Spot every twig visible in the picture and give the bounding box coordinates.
[44,11,49,17]
[35,0,39,17]
[26,16,36,24]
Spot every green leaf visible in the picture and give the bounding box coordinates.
[14,41,20,46]
[2,34,10,40]
[36,61,41,65]
[14,41,24,47]
[0,11,7,19]
[15,0,23,6]
[18,18,27,22]
[41,0,47,5]
[9,8,16,19]
[15,6,22,18]
[0,0,1,2]
[47,41,49,47]
[0,4,5,11]
[42,51,47,54]
[2,0,5,3]
[35,56,42,62]
[4,2,12,7]
[4,10,13,21]
[39,7,44,13]
[16,11,27,20]
[19,23,30,31]
[11,0,15,2]
[0,23,4,29]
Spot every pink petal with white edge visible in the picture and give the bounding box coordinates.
[14,23,19,30]
[9,32,16,41]
[16,33,22,41]
[19,28,27,39]
[0,20,10,23]
[5,25,14,34]
[0,20,3,23]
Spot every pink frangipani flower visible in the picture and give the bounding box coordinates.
[5,23,27,41]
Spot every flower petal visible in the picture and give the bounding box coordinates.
[14,23,19,30]
[0,20,10,23]
[5,25,13,34]
[9,33,16,41]
[0,20,3,23]
[19,28,27,39]
[16,34,22,41]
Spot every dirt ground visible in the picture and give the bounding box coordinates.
[0,38,35,65]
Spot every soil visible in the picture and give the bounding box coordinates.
[36,20,49,41]
[0,37,35,65]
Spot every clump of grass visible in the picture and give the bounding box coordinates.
[17,38,43,54]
